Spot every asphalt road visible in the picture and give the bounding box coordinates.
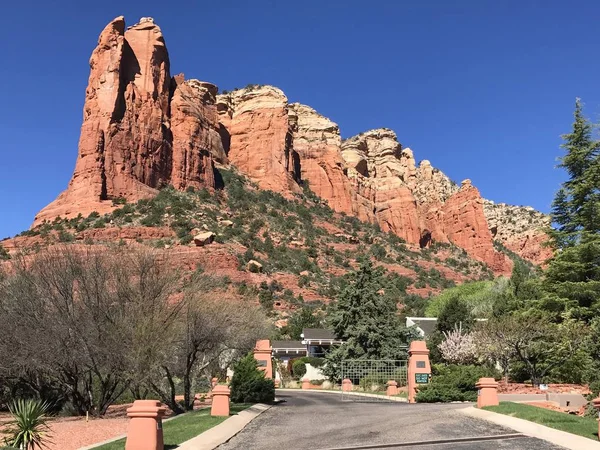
[218,391,565,450]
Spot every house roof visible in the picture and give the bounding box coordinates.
[272,340,306,351]
[302,328,337,341]
[406,317,437,336]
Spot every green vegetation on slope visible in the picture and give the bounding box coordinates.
[424,277,509,318]
[22,169,492,306]
[484,402,598,441]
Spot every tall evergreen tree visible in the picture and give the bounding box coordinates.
[322,259,418,380]
[550,98,600,248]
[544,98,600,320]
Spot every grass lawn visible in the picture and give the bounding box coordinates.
[484,402,598,441]
[94,404,251,450]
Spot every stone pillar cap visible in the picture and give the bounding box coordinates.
[387,380,398,386]
[475,377,498,388]
[127,400,166,417]
[212,384,231,394]
[408,340,430,355]
[342,378,352,383]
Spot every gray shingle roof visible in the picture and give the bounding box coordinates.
[302,328,336,340]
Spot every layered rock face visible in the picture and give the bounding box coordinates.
[341,129,422,243]
[484,201,552,265]
[216,86,300,194]
[34,16,548,272]
[34,17,225,225]
[287,103,354,213]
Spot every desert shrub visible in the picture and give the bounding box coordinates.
[292,360,307,379]
[230,353,275,403]
[416,364,498,403]
[0,245,10,260]
[302,357,325,368]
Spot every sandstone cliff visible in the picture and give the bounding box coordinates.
[484,201,552,265]
[33,16,550,273]
[34,17,224,225]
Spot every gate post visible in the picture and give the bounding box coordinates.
[254,340,273,379]
[476,377,499,408]
[125,400,166,450]
[407,341,431,403]
[211,385,231,417]
[386,380,398,396]
[342,378,353,392]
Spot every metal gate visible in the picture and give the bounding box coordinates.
[340,359,408,402]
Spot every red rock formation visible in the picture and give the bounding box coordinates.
[170,78,227,191]
[287,103,354,213]
[31,17,540,273]
[442,180,511,273]
[34,17,222,226]
[217,87,300,194]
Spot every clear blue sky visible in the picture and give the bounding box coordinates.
[1,0,598,239]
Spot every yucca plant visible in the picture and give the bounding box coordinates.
[3,399,52,450]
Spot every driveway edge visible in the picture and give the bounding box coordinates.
[276,388,408,402]
[459,406,600,450]
[177,403,272,450]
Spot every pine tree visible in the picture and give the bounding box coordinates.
[543,98,600,320]
[550,98,600,248]
[322,259,418,380]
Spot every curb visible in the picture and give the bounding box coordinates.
[177,403,272,449]
[276,388,408,402]
[459,406,600,450]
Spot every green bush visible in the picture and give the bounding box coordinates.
[0,244,10,260]
[292,360,307,378]
[416,364,498,403]
[230,353,275,403]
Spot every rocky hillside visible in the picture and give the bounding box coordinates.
[29,16,551,275]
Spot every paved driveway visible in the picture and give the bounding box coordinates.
[218,391,564,450]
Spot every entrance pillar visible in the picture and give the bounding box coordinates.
[254,340,273,379]
[407,340,431,403]
[475,377,499,408]
[125,400,166,450]
[211,385,231,417]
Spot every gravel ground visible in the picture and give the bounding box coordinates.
[218,391,565,450]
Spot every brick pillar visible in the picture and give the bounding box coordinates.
[342,378,353,392]
[407,340,431,404]
[386,380,398,396]
[125,400,166,450]
[253,339,273,379]
[211,385,231,417]
[476,377,499,408]
[302,377,311,390]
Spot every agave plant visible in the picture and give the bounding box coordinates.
[3,399,52,450]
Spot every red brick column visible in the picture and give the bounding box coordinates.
[407,340,431,403]
[125,400,166,450]
[253,339,273,379]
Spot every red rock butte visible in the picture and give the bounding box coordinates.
[33,16,552,273]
